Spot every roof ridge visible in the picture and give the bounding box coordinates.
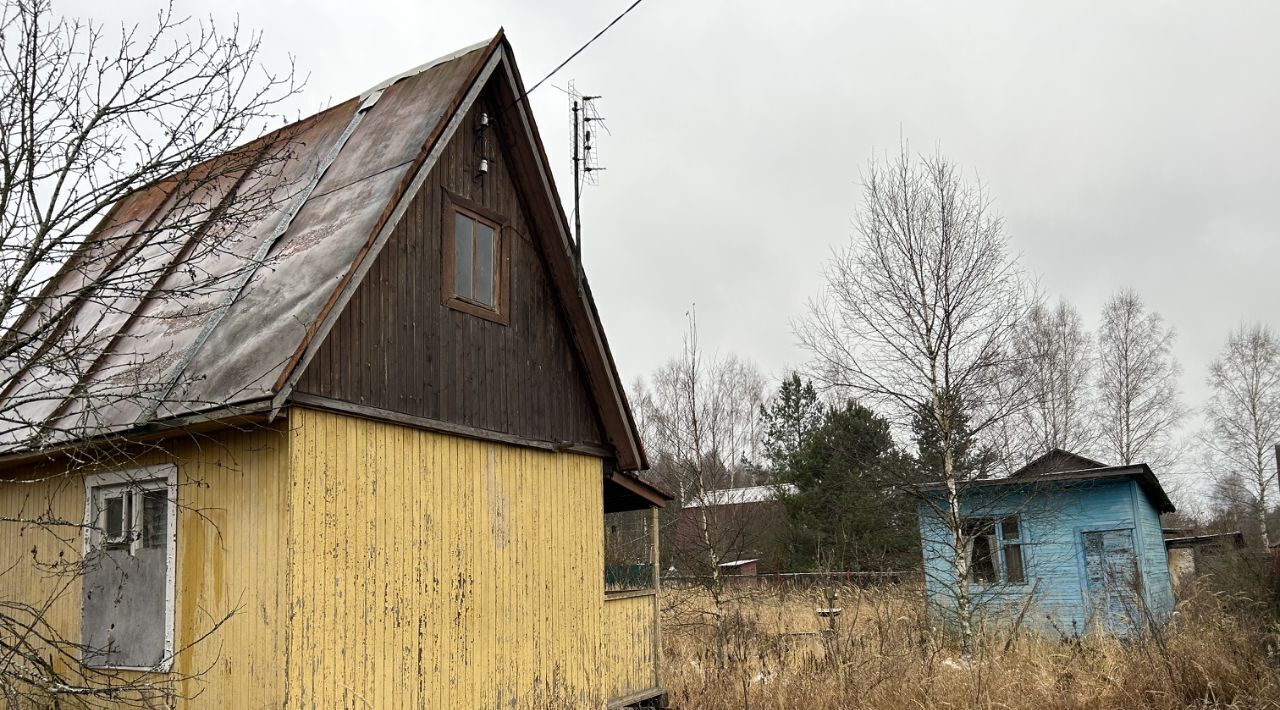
[359,36,494,100]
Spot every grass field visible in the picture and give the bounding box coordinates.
[659,582,1280,709]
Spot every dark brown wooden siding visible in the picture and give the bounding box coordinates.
[295,88,608,448]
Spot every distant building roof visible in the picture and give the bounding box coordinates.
[717,559,759,567]
[682,484,797,509]
[1164,531,1246,549]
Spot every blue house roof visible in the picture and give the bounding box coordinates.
[919,455,1175,514]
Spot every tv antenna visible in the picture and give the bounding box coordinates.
[569,81,607,282]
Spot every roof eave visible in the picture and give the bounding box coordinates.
[917,463,1176,514]
[0,398,277,474]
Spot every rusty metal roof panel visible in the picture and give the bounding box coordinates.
[38,167,257,440]
[311,48,484,198]
[0,178,222,448]
[54,104,361,436]
[0,39,493,453]
[161,167,409,417]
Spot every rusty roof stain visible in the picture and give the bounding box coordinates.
[0,36,495,452]
[0,31,649,473]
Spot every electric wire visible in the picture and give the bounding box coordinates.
[501,0,648,116]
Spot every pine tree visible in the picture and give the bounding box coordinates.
[759,373,825,475]
[912,395,996,481]
[780,401,917,571]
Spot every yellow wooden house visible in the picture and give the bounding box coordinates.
[0,32,670,709]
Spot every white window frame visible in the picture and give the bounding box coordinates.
[964,515,1027,586]
[81,464,178,672]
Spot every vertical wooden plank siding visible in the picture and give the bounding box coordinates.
[917,478,1175,634]
[285,407,611,708]
[0,410,660,707]
[602,595,660,702]
[0,425,292,708]
[295,92,608,450]
[172,425,292,707]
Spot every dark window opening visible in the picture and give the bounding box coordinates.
[1004,543,1025,584]
[142,490,168,549]
[965,518,997,583]
[103,494,129,549]
[963,515,1027,585]
[970,534,997,582]
[1001,517,1020,540]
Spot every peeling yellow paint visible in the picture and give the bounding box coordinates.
[0,408,661,708]
[0,425,291,708]
[603,593,660,701]
[285,407,653,708]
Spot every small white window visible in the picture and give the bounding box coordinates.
[82,465,177,670]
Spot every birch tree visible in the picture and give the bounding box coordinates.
[1008,299,1095,461]
[1204,324,1280,549]
[1094,289,1184,468]
[632,311,765,666]
[797,145,1032,652]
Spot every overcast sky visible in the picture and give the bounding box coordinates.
[74,1,1280,464]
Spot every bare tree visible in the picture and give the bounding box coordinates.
[797,145,1032,652]
[1007,299,1095,461]
[1203,324,1280,549]
[631,310,765,667]
[1094,289,1185,468]
[0,1,299,704]
[0,0,300,448]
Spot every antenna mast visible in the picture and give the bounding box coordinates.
[569,81,606,283]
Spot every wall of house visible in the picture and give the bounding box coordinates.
[602,593,660,702]
[284,406,641,708]
[0,409,662,708]
[295,86,608,451]
[1133,481,1176,618]
[917,479,1174,635]
[0,425,292,708]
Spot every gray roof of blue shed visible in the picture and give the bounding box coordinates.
[920,463,1175,514]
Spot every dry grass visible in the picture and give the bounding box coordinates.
[660,582,1280,709]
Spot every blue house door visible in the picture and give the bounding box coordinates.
[1082,529,1143,634]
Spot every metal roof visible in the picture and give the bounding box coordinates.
[717,559,759,567]
[918,463,1176,514]
[0,31,648,470]
[683,484,797,509]
[1164,531,1245,549]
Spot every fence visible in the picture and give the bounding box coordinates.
[662,570,910,590]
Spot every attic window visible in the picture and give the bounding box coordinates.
[442,192,508,324]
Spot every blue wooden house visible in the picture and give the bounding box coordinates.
[916,450,1176,636]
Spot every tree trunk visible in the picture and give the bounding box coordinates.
[1255,476,1271,550]
[943,443,974,657]
[698,504,728,668]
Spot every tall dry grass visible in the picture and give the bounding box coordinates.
[660,581,1280,709]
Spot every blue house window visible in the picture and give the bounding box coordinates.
[964,516,1026,585]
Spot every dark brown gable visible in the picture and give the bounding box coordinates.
[293,90,608,450]
[1011,449,1109,478]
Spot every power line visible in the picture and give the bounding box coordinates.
[503,0,648,114]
